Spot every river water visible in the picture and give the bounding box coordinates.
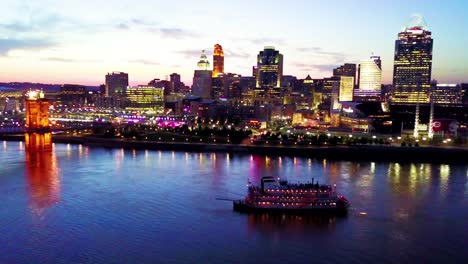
[0,140,467,263]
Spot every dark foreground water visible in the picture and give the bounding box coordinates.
[0,141,467,264]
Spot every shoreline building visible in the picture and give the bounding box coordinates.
[356,55,382,100]
[192,50,213,99]
[212,44,224,78]
[392,15,433,104]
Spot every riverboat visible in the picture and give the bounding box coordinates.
[233,176,350,214]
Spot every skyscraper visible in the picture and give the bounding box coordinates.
[170,73,181,93]
[392,15,433,104]
[192,50,213,99]
[256,46,283,89]
[333,63,356,79]
[212,44,224,78]
[105,72,129,97]
[356,55,382,98]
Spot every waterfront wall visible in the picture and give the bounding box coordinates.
[1,134,467,164]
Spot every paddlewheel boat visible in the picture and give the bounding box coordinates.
[233,177,350,214]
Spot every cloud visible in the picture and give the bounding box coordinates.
[42,57,77,62]
[297,47,347,58]
[115,19,196,39]
[116,23,130,30]
[0,38,54,55]
[250,38,285,46]
[129,59,160,66]
[295,63,337,73]
[175,49,207,59]
[115,18,158,31]
[224,49,250,59]
[41,57,99,63]
[0,22,32,32]
[0,12,65,34]
[159,27,196,39]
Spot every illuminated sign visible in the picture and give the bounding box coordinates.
[342,105,353,113]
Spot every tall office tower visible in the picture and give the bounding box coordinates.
[392,15,433,104]
[105,72,129,97]
[333,63,356,79]
[256,46,283,89]
[356,55,382,98]
[170,73,182,93]
[212,44,224,77]
[192,50,213,99]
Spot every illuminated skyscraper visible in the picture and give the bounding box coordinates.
[192,50,213,99]
[256,46,283,89]
[212,44,224,77]
[392,15,433,104]
[356,55,382,98]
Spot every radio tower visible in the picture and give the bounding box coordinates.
[413,74,422,139]
[414,103,420,139]
[428,83,434,138]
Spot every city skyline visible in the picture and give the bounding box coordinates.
[0,0,467,86]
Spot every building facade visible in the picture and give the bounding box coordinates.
[212,44,224,78]
[170,73,182,93]
[356,56,382,98]
[432,84,462,105]
[256,46,283,90]
[105,72,128,97]
[339,76,354,102]
[333,63,356,80]
[125,85,164,113]
[392,16,433,104]
[192,50,213,99]
[59,84,88,107]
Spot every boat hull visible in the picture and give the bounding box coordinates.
[233,200,349,215]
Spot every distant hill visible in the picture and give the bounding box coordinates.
[0,82,100,92]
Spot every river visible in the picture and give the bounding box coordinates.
[0,140,467,263]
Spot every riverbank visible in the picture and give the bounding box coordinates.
[1,134,467,164]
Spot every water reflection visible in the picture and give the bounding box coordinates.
[387,163,434,197]
[247,213,338,235]
[24,133,60,215]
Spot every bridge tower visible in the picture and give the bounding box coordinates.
[25,90,50,132]
[25,90,52,151]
